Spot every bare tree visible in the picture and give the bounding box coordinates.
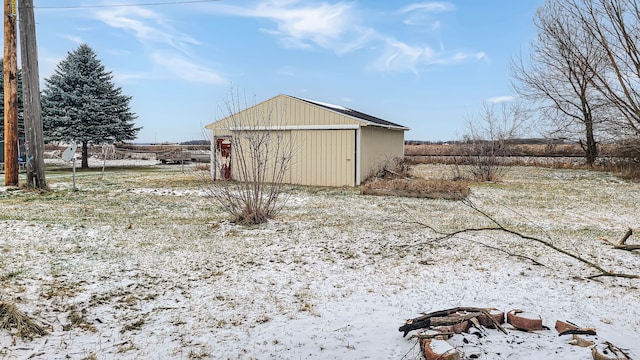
[462,101,529,181]
[513,0,609,166]
[204,92,294,225]
[560,0,640,136]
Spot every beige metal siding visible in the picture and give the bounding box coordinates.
[289,130,356,187]
[360,126,405,181]
[207,94,362,130]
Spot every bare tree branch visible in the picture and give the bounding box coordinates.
[401,199,639,280]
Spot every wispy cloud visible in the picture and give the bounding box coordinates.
[150,52,226,84]
[94,6,200,52]
[487,95,516,104]
[62,34,83,44]
[372,39,487,73]
[203,0,485,74]
[206,0,372,53]
[400,2,456,14]
[400,2,455,26]
[92,6,224,84]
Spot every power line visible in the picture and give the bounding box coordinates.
[35,0,221,9]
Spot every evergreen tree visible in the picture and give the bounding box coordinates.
[0,58,25,138]
[42,44,140,168]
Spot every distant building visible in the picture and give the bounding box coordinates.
[205,94,409,187]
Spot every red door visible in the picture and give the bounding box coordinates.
[216,137,232,180]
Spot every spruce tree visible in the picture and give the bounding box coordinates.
[42,44,141,168]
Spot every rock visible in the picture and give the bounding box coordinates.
[478,309,505,328]
[420,339,461,360]
[507,310,543,331]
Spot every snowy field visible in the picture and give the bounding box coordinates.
[1,160,639,359]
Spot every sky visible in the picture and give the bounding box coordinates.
[31,0,546,143]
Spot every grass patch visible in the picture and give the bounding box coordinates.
[63,307,97,332]
[0,301,48,339]
[0,268,25,282]
[362,158,470,199]
[362,178,470,200]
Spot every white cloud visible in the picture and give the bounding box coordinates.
[150,52,226,85]
[62,34,83,44]
[400,2,455,26]
[487,95,516,104]
[112,72,151,84]
[400,2,456,14]
[372,39,486,73]
[92,6,224,85]
[206,0,371,54]
[204,1,485,74]
[93,6,200,53]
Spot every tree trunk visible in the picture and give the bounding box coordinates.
[81,140,89,169]
[584,115,598,167]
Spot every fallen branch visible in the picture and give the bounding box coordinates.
[405,200,639,280]
[409,331,454,340]
[604,228,640,251]
[464,238,547,267]
[558,328,597,336]
[399,307,507,337]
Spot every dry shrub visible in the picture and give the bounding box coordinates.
[362,177,470,200]
[366,157,410,181]
[363,157,469,199]
[0,301,48,339]
[204,91,293,225]
[63,307,97,332]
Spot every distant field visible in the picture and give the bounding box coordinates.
[405,143,612,157]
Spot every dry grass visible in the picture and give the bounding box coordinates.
[0,301,48,339]
[362,158,471,199]
[405,143,593,157]
[361,177,470,199]
[194,163,210,171]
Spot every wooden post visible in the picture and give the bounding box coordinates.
[3,0,18,186]
[18,0,46,188]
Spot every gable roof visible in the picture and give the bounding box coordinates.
[205,94,410,131]
[289,95,409,130]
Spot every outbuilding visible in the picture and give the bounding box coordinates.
[205,94,409,187]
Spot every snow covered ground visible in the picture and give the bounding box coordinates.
[1,161,639,359]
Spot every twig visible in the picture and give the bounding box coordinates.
[401,199,639,280]
[618,228,633,246]
[603,228,640,250]
[463,237,547,267]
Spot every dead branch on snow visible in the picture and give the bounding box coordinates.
[405,199,639,280]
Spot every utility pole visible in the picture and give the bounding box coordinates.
[19,0,46,188]
[3,0,18,186]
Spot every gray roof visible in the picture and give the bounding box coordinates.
[290,95,409,130]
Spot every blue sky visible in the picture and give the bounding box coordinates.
[33,0,545,143]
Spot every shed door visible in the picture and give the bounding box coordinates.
[215,137,232,180]
[290,129,356,187]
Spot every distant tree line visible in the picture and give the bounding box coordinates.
[406,138,570,146]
